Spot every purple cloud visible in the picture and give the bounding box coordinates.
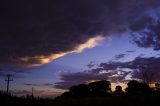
[113,53,127,60]
[54,69,130,89]
[55,56,160,89]
[126,50,136,53]
[0,0,160,68]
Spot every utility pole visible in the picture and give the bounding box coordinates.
[32,87,34,97]
[5,74,13,94]
[31,87,34,99]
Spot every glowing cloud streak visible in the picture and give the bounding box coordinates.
[17,36,105,67]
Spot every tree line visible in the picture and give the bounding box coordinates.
[56,80,160,99]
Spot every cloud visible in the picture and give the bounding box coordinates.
[130,9,160,50]
[87,61,97,69]
[14,36,104,68]
[113,53,127,60]
[128,57,160,82]
[0,0,160,68]
[126,50,136,53]
[54,72,109,89]
[24,83,55,87]
[55,56,160,89]
[100,56,160,82]
[54,68,130,89]
[43,83,54,87]
[24,83,41,86]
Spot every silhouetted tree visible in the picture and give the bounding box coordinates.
[88,80,111,96]
[57,91,73,99]
[125,80,152,95]
[69,84,90,97]
[125,80,140,94]
[155,83,160,91]
[115,86,123,92]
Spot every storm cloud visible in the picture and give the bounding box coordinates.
[0,0,160,67]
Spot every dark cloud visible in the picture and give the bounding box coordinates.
[126,50,136,53]
[54,72,109,89]
[54,69,130,89]
[99,62,126,70]
[87,61,97,69]
[128,57,160,82]
[100,56,160,82]
[113,53,127,60]
[0,0,159,67]
[157,54,160,56]
[24,83,40,86]
[130,8,160,50]
[43,83,54,87]
[24,83,54,87]
[55,56,160,89]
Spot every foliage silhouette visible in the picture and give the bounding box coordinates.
[69,84,90,97]
[125,80,152,95]
[88,80,111,96]
[115,85,122,92]
[155,83,160,90]
[114,85,124,96]
[1,80,160,106]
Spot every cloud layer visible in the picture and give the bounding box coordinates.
[55,56,160,89]
[0,0,160,67]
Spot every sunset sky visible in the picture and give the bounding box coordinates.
[0,0,160,98]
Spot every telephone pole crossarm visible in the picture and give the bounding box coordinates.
[5,74,13,94]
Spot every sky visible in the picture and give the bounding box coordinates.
[0,0,160,98]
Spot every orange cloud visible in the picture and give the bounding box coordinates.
[17,36,104,68]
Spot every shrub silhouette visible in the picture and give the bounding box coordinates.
[155,83,160,90]
[88,80,111,96]
[69,84,90,97]
[115,85,123,92]
[57,91,73,99]
[115,85,122,92]
[125,80,152,95]
[113,85,124,96]
[57,80,111,99]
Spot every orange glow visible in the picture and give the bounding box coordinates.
[85,80,100,84]
[85,80,127,91]
[18,36,104,67]
[111,83,127,91]
[73,36,104,53]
